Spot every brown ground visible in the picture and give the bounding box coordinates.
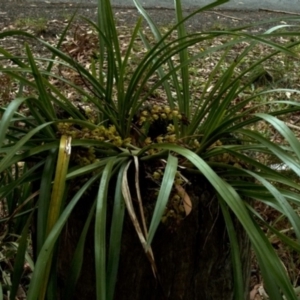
[1,2,300,299]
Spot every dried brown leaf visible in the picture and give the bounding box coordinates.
[175,184,192,216]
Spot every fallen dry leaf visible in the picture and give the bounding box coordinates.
[175,184,192,216]
[250,284,260,300]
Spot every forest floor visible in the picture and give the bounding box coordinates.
[1,2,300,300]
[1,0,300,32]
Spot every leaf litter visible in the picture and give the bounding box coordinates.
[1,12,300,299]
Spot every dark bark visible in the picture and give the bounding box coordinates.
[58,176,251,300]
[115,177,251,300]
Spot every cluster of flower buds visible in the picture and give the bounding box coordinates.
[73,147,98,166]
[57,122,131,147]
[137,104,182,126]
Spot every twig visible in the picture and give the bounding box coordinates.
[285,122,300,131]
[206,11,242,21]
[259,8,300,16]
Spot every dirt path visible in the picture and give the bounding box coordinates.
[1,1,300,32]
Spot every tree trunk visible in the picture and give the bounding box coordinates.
[58,176,251,300]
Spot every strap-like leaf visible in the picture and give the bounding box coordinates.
[256,113,300,160]
[0,98,26,148]
[107,162,127,300]
[0,122,53,173]
[27,174,101,300]
[218,196,244,300]
[95,159,114,300]
[39,135,72,299]
[147,153,178,248]
[10,213,33,300]
[147,143,298,299]
[36,149,57,255]
[64,202,96,300]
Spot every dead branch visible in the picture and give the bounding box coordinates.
[259,8,300,16]
[206,11,243,21]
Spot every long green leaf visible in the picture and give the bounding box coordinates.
[10,213,33,300]
[107,162,127,300]
[46,136,72,235]
[144,143,297,299]
[40,135,72,299]
[0,161,44,202]
[244,169,300,242]
[64,202,96,300]
[25,45,56,122]
[0,122,53,173]
[0,98,27,148]
[36,149,57,255]
[147,153,178,248]
[218,196,244,300]
[240,129,300,177]
[27,173,101,300]
[247,204,300,252]
[174,0,190,121]
[46,9,78,74]
[256,113,300,160]
[251,222,283,300]
[95,159,114,300]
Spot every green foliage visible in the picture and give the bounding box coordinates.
[14,17,47,35]
[1,0,300,299]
